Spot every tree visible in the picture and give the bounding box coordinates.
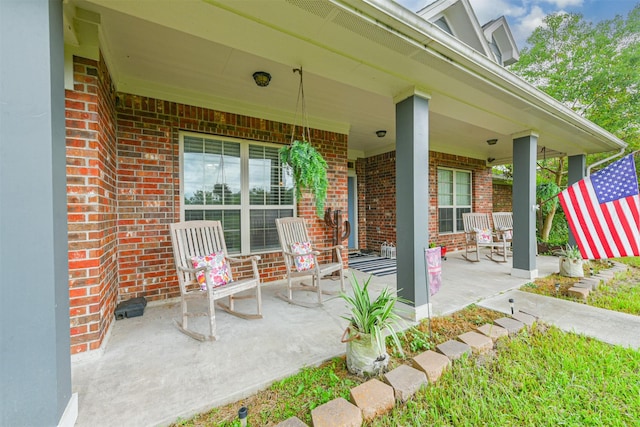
[509,6,640,241]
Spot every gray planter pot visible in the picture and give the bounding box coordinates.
[345,332,389,377]
[559,256,584,278]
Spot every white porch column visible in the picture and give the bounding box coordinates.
[0,1,76,426]
[511,132,538,279]
[567,154,587,247]
[394,89,431,321]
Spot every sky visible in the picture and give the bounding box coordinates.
[395,0,639,48]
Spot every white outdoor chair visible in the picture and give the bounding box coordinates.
[492,212,513,255]
[462,212,509,262]
[275,217,345,307]
[170,220,262,341]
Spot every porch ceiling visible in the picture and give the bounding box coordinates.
[66,0,625,163]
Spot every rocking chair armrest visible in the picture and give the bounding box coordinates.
[177,264,210,274]
[282,249,320,258]
[226,255,261,265]
[312,244,344,252]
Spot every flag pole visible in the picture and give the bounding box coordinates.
[586,148,626,176]
[537,149,639,207]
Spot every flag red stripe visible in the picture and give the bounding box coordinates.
[601,201,625,257]
[561,184,595,259]
[579,180,615,259]
[626,195,640,255]
[613,197,640,256]
[574,180,602,259]
[559,187,586,257]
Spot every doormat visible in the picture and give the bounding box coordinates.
[348,253,397,277]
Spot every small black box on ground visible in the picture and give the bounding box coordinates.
[115,297,147,320]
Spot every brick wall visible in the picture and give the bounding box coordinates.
[361,152,396,254]
[493,181,513,212]
[359,150,492,253]
[429,152,492,251]
[114,95,348,304]
[66,55,118,354]
[65,54,349,354]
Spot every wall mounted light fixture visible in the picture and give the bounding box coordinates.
[252,71,271,87]
[376,130,387,138]
[487,157,496,163]
[486,138,498,145]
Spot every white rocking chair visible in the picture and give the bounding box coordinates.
[169,220,262,341]
[275,217,345,307]
[462,213,509,262]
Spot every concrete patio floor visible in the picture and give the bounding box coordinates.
[71,252,559,427]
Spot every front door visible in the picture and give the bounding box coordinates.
[347,175,357,249]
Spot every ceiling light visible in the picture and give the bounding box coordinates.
[376,130,387,138]
[486,138,498,145]
[252,71,271,87]
[487,157,496,163]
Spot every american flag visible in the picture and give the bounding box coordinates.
[559,154,640,260]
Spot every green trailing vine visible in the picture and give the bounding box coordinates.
[279,139,328,218]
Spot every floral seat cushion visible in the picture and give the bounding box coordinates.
[190,251,232,290]
[290,241,315,272]
[498,227,513,240]
[473,228,493,244]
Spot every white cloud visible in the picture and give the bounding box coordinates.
[468,0,527,24]
[540,0,583,8]
[512,5,549,46]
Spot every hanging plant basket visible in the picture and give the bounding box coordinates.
[279,140,328,218]
[281,67,329,218]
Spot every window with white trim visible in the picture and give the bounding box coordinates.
[437,168,472,233]
[181,132,294,254]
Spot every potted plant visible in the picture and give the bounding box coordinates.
[339,274,406,377]
[279,139,328,218]
[559,244,584,278]
[429,242,447,260]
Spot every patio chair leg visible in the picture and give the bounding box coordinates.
[181,298,189,330]
[209,295,217,340]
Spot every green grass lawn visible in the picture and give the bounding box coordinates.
[172,304,640,427]
[371,326,640,426]
[520,260,640,315]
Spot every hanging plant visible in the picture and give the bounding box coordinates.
[281,67,329,218]
[279,139,328,218]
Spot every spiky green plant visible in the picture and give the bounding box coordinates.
[279,140,328,218]
[560,244,582,260]
[339,274,406,357]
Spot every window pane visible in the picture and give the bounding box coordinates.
[455,171,471,205]
[182,134,295,254]
[184,210,241,252]
[249,145,292,206]
[250,209,293,251]
[438,169,453,206]
[456,207,471,232]
[438,207,453,233]
[220,210,241,253]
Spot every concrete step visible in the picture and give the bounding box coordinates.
[275,416,308,427]
[412,350,451,383]
[311,397,362,427]
[350,379,394,422]
[436,339,472,360]
[476,323,509,342]
[494,317,525,335]
[568,286,589,301]
[457,331,493,354]
[383,364,428,403]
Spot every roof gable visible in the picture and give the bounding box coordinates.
[416,0,518,66]
[483,16,520,65]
